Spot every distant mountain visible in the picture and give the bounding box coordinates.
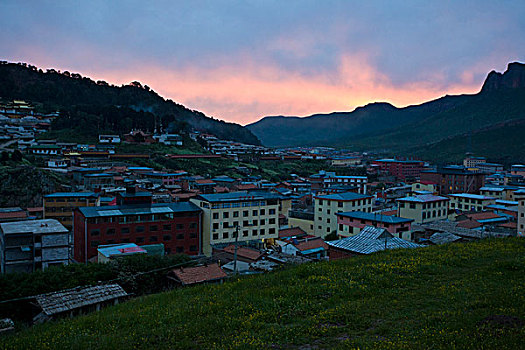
[247,62,525,160]
[0,62,261,145]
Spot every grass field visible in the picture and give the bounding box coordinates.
[2,238,524,349]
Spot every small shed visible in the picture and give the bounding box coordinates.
[168,263,227,286]
[33,284,128,323]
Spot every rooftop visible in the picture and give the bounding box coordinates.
[315,191,372,201]
[170,264,227,286]
[44,192,96,198]
[397,194,449,203]
[78,202,201,218]
[448,193,495,200]
[195,191,277,203]
[337,211,413,224]
[0,219,68,235]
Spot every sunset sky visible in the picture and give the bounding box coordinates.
[1,1,524,125]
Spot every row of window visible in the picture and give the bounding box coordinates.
[211,227,276,240]
[317,198,372,206]
[89,223,197,236]
[207,201,266,209]
[422,210,444,220]
[211,208,276,219]
[45,198,95,203]
[87,213,196,224]
[212,218,276,230]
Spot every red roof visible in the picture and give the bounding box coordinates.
[26,207,43,212]
[295,238,328,252]
[279,227,306,238]
[235,184,258,190]
[214,186,229,193]
[379,210,397,217]
[457,219,482,229]
[0,211,27,220]
[222,245,264,261]
[498,222,517,229]
[196,179,215,184]
[171,263,227,285]
[465,212,501,220]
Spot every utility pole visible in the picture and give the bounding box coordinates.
[233,224,239,274]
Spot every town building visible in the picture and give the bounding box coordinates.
[397,194,449,224]
[28,144,61,155]
[336,211,413,240]
[43,192,100,230]
[98,135,121,144]
[372,159,426,181]
[420,166,485,195]
[448,193,496,212]
[309,171,367,194]
[73,190,201,263]
[83,173,115,191]
[476,163,504,174]
[0,207,28,223]
[0,219,69,274]
[189,192,280,256]
[314,191,374,237]
[278,237,328,260]
[287,210,315,234]
[517,191,525,236]
[463,155,486,168]
[168,263,227,286]
[411,181,437,194]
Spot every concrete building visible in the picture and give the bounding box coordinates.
[314,192,373,237]
[463,156,486,168]
[372,159,426,181]
[0,219,69,274]
[309,171,368,194]
[448,193,496,212]
[83,173,115,191]
[517,190,525,236]
[44,192,100,230]
[397,194,449,224]
[74,190,201,263]
[420,166,485,195]
[288,210,315,234]
[336,211,413,240]
[190,192,280,256]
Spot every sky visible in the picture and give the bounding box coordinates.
[1,1,525,125]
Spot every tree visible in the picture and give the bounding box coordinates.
[11,150,23,162]
[0,151,9,163]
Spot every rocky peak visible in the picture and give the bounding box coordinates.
[481,62,525,92]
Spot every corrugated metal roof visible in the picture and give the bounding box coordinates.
[315,191,372,201]
[327,226,423,254]
[78,202,200,218]
[397,194,449,203]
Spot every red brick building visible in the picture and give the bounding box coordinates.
[372,159,425,181]
[73,190,202,263]
[420,166,485,195]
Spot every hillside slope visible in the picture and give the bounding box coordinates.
[0,62,261,145]
[3,238,524,349]
[247,62,525,157]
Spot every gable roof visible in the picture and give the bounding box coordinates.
[170,264,227,285]
[278,227,307,238]
[222,245,264,261]
[314,191,372,201]
[327,226,423,254]
[295,239,328,252]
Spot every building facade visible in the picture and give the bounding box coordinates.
[44,192,100,230]
[314,192,373,237]
[448,193,496,212]
[372,159,426,181]
[336,211,413,240]
[73,191,201,263]
[190,192,280,256]
[420,167,485,195]
[0,219,69,274]
[397,194,449,224]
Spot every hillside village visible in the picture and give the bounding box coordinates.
[0,97,524,334]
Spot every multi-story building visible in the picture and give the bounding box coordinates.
[397,194,449,224]
[83,173,115,191]
[411,181,437,194]
[73,190,201,263]
[463,156,486,168]
[372,159,426,181]
[288,210,315,234]
[336,211,413,240]
[314,192,373,237]
[516,190,525,236]
[190,192,280,256]
[420,166,485,195]
[476,163,504,174]
[309,171,367,194]
[0,219,69,274]
[44,192,100,230]
[448,193,496,212]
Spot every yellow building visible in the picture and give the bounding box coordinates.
[448,193,495,212]
[190,192,280,256]
[44,192,100,230]
[288,210,315,234]
[397,194,449,224]
[515,190,525,236]
[313,192,373,237]
[411,181,437,194]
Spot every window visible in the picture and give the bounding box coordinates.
[243,210,249,217]
[252,229,258,236]
[149,236,158,242]
[327,209,331,214]
[189,222,197,229]
[252,210,258,216]
[163,234,172,241]
[190,232,197,238]
[269,209,276,215]
[163,224,172,231]
[252,219,258,226]
[339,224,343,231]
[223,212,229,219]
[260,229,265,235]
[150,225,158,232]
[190,245,198,252]
[269,228,276,234]
[177,233,184,240]
[327,218,330,224]
[213,223,219,230]
[213,213,219,219]
[213,233,219,240]
[318,200,323,205]
[269,218,276,224]
[223,222,229,228]
[338,202,343,208]
[260,219,265,225]
[243,230,248,237]
[223,232,229,239]
[136,226,145,233]
[409,203,416,209]
[176,224,184,230]
[260,209,265,215]
[233,211,239,217]
[176,247,184,253]
[121,227,130,234]
[90,229,100,236]
[105,228,115,235]
[136,237,144,243]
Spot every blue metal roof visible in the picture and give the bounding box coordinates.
[44,192,96,198]
[78,202,201,218]
[315,191,372,201]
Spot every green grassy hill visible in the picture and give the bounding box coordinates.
[3,239,524,349]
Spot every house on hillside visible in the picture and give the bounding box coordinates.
[167,263,227,286]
